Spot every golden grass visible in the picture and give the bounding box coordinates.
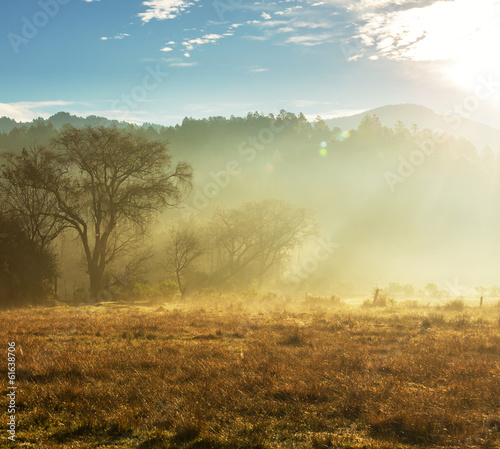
[1,301,499,448]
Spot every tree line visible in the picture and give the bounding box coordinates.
[2,111,499,304]
[0,125,317,306]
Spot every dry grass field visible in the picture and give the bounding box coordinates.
[2,298,500,448]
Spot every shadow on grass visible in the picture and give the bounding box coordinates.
[51,422,133,444]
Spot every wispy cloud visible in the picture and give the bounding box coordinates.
[0,101,75,122]
[182,33,223,51]
[248,20,289,27]
[291,99,333,108]
[285,33,333,46]
[243,7,337,47]
[318,0,415,11]
[275,6,303,15]
[303,108,368,120]
[100,33,130,41]
[169,61,198,67]
[248,67,269,73]
[182,102,259,115]
[139,0,196,22]
[242,35,269,41]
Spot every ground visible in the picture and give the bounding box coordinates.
[1,298,499,448]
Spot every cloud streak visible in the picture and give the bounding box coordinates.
[169,61,198,67]
[285,33,333,46]
[100,33,130,41]
[182,33,224,51]
[139,0,196,22]
[0,101,75,122]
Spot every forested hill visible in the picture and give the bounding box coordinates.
[0,112,137,134]
[1,110,499,287]
[325,104,500,152]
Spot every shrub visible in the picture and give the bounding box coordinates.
[363,288,394,308]
[132,282,154,299]
[401,299,421,309]
[0,214,57,307]
[305,294,344,306]
[197,286,218,298]
[444,298,465,312]
[158,280,179,300]
[330,294,344,306]
[241,286,259,299]
[362,298,373,308]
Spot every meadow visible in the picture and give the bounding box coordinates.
[2,296,500,448]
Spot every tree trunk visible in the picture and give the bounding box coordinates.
[89,265,104,301]
[176,271,185,301]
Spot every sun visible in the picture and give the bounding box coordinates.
[375,0,500,92]
[441,1,500,91]
[445,36,500,91]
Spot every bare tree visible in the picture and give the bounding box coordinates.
[212,199,318,285]
[0,146,66,249]
[2,126,193,298]
[163,218,206,298]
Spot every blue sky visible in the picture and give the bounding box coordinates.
[1,0,500,127]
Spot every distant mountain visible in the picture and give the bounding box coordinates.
[325,104,500,151]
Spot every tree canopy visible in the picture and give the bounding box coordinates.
[1,126,193,299]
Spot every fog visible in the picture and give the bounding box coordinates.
[1,110,499,304]
[162,113,499,294]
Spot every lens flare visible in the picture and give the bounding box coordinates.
[265,162,275,172]
[336,131,350,142]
